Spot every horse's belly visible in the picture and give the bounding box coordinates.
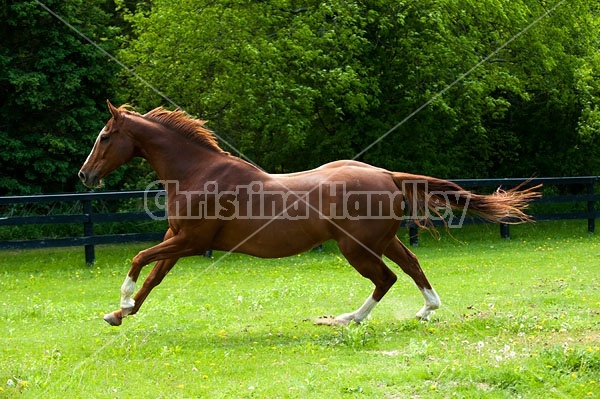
[210,219,329,258]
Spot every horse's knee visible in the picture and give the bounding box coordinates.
[131,251,145,270]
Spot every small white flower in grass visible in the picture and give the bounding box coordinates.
[476,341,485,354]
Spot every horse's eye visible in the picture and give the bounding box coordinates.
[100,134,110,142]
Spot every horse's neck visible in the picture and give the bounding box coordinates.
[131,120,264,185]
[131,124,211,182]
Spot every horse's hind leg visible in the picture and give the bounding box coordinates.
[321,239,397,325]
[383,237,440,320]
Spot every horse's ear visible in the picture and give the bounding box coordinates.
[106,100,120,121]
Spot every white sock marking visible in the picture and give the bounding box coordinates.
[354,296,378,321]
[335,295,379,324]
[416,288,441,320]
[120,275,136,310]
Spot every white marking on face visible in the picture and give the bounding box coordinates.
[83,127,105,165]
[120,275,136,309]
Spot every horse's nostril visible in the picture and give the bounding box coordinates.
[78,170,86,182]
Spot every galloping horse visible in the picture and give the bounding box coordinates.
[79,101,540,327]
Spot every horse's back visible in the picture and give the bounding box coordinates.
[209,160,400,257]
[269,160,393,191]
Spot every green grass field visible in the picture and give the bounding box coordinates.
[1,221,599,398]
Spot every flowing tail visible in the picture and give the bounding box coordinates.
[392,173,542,227]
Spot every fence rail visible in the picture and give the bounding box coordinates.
[0,190,165,264]
[1,176,598,263]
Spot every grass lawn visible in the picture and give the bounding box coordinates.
[1,220,599,398]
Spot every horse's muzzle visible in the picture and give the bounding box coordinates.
[78,170,100,188]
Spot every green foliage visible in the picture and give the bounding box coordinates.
[1,0,599,194]
[120,0,600,177]
[0,0,120,194]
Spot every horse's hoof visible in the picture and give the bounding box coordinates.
[103,312,122,326]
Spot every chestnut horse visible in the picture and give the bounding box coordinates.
[79,101,540,327]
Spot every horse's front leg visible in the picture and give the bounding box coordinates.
[103,258,179,326]
[103,231,197,326]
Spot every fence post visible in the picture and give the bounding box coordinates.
[500,223,510,239]
[588,181,595,233]
[82,199,95,265]
[409,222,419,246]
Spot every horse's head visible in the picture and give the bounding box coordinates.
[78,100,138,188]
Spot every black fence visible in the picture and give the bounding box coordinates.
[0,176,598,264]
[0,190,165,264]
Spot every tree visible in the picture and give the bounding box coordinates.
[0,0,120,194]
[119,0,600,178]
[358,0,600,177]
[119,0,380,171]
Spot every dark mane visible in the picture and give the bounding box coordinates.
[140,107,226,153]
